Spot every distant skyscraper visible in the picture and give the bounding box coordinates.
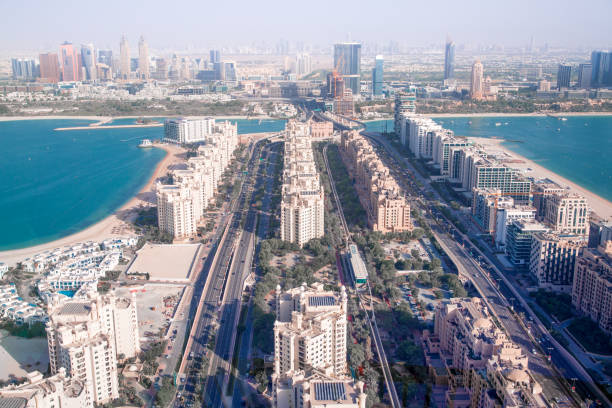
[470,60,484,100]
[97,50,112,66]
[333,42,361,95]
[154,58,168,80]
[295,53,312,77]
[590,50,612,88]
[59,42,79,82]
[119,35,130,80]
[210,49,221,64]
[39,53,60,83]
[11,58,37,80]
[557,64,571,89]
[80,43,96,81]
[372,55,383,96]
[444,38,455,81]
[578,63,592,89]
[138,35,149,80]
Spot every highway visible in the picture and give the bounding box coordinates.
[173,137,273,408]
[230,141,282,407]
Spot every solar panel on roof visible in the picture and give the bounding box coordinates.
[308,296,336,307]
[314,382,346,401]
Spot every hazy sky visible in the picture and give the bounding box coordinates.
[2,0,611,51]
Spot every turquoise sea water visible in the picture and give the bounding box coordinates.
[0,118,286,251]
[365,116,612,203]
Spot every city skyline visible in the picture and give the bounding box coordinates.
[1,0,612,51]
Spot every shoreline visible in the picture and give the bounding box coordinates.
[0,114,274,123]
[470,137,612,220]
[0,143,185,267]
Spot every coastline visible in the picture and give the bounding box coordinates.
[0,114,273,123]
[470,137,612,220]
[0,143,185,267]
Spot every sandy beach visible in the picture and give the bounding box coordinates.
[0,143,186,267]
[470,137,612,220]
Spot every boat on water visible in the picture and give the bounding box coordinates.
[561,117,567,121]
[495,122,502,127]
[138,139,153,148]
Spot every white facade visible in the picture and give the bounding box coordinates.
[0,369,89,408]
[46,289,140,405]
[280,121,325,247]
[495,205,537,248]
[157,120,239,239]
[272,284,364,408]
[163,117,215,144]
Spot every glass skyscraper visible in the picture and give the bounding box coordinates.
[333,42,361,95]
[372,55,383,96]
[591,50,612,87]
[444,39,455,81]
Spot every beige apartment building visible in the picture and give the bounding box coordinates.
[0,369,89,408]
[425,298,545,407]
[572,241,612,334]
[280,121,325,247]
[340,130,412,233]
[46,289,140,405]
[273,283,365,408]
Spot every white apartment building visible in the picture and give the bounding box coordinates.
[0,368,89,408]
[280,121,325,247]
[158,120,239,239]
[156,184,197,239]
[163,117,215,144]
[543,192,590,236]
[0,284,46,324]
[274,371,367,408]
[495,205,537,249]
[46,289,140,405]
[273,284,364,408]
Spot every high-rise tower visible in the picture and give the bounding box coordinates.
[372,55,384,96]
[470,60,484,100]
[59,42,79,82]
[333,42,361,95]
[138,35,149,80]
[80,43,97,81]
[119,35,130,80]
[444,38,455,81]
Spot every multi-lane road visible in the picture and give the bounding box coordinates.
[361,129,607,407]
[173,137,275,408]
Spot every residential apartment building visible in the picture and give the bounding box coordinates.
[46,288,140,405]
[505,220,549,267]
[425,298,545,408]
[0,369,89,408]
[156,184,197,239]
[432,133,469,177]
[273,283,365,408]
[393,89,416,136]
[529,233,586,292]
[157,120,239,239]
[572,242,612,334]
[309,120,333,139]
[163,117,216,144]
[542,192,590,236]
[280,120,325,247]
[340,130,412,233]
